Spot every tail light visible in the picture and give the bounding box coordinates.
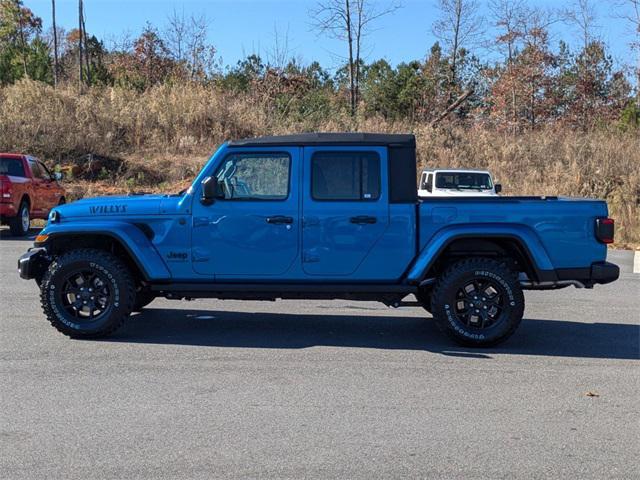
[0,180,11,200]
[595,217,614,244]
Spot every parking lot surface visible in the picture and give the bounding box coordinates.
[1,232,638,479]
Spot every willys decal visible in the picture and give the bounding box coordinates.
[90,205,128,214]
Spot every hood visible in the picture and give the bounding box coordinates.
[54,194,168,219]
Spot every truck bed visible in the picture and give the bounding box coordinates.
[418,196,609,270]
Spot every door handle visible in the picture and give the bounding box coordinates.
[350,215,377,225]
[266,215,294,225]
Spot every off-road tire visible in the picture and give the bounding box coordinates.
[40,248,135,338]
[416,287,432,314]
[431,257,524,347]
[9,201,30,236]
[133,291,155,312]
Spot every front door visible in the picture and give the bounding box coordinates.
[36,160,61,209]
[27,159,49,216]
[302,146,389,276]
[191,147,300,277]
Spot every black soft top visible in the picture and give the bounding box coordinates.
[228,132,416,147]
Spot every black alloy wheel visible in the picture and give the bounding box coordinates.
[430,257,525,347]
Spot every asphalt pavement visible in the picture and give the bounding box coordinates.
[1,230,638,479]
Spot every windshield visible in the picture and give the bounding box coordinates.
[435,172,493,190]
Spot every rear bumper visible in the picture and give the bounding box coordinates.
[590,261,620,284]
[0,202,16,218]
[523,261,620,290]
[17,247,49,280]
[556,261,620,286]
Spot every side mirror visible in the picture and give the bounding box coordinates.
[200,176,222,205]
[53,172,64,181]
[495,183,502,194]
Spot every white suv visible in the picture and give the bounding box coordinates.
[418,169,501,197]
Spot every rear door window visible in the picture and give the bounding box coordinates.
[0,158,26,177]
[311,151,380,201]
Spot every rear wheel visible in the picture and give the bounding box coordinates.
[40,248,135,338]
[430,257,524,347]
[416,287,432,314]
[9,201,30,236]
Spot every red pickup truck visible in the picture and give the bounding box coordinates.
[0,154,66,236]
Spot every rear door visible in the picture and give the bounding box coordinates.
[301,146,389,276]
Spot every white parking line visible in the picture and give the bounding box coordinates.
[634,251,640,274]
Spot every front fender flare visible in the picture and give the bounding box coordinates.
[406,224,555,284]
[39,221,171,281]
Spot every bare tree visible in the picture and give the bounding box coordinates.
[52,0,58,87]
[81,2,90,85]
[186,13,214,80]
[564,0,600,51]
[78,0,83,89]
[164,11,216,81]
[267,24,293,71]
[432,0,483,101]
[564,0,604,127]
[611,0,640,104]
[489,0,527,131]
[311,0,401,117]
[165,8,187,63]
[489,0,525,66]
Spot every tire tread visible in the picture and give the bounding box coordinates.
[9,201,29,236]
[431,257,524,347]
[40,248,135,338]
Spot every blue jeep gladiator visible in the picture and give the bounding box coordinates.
[18,133,619,346]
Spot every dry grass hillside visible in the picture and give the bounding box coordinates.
[1,80,638,246]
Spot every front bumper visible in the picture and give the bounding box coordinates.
[18,248,49,280]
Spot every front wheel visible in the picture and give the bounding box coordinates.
[40,248,135,338]
[430,258,525,347]
[133,291,155,312]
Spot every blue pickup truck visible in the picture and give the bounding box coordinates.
[18,133,619,346]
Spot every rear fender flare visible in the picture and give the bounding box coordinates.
[406,224,555,283]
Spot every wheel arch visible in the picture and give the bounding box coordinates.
[428,236,541,280]
[40,223,172,282]
[407,226,556,284]
[19,194,31,208]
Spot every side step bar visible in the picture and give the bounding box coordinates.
[149,282,417,302]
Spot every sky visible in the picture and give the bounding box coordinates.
[24,0,637,73]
